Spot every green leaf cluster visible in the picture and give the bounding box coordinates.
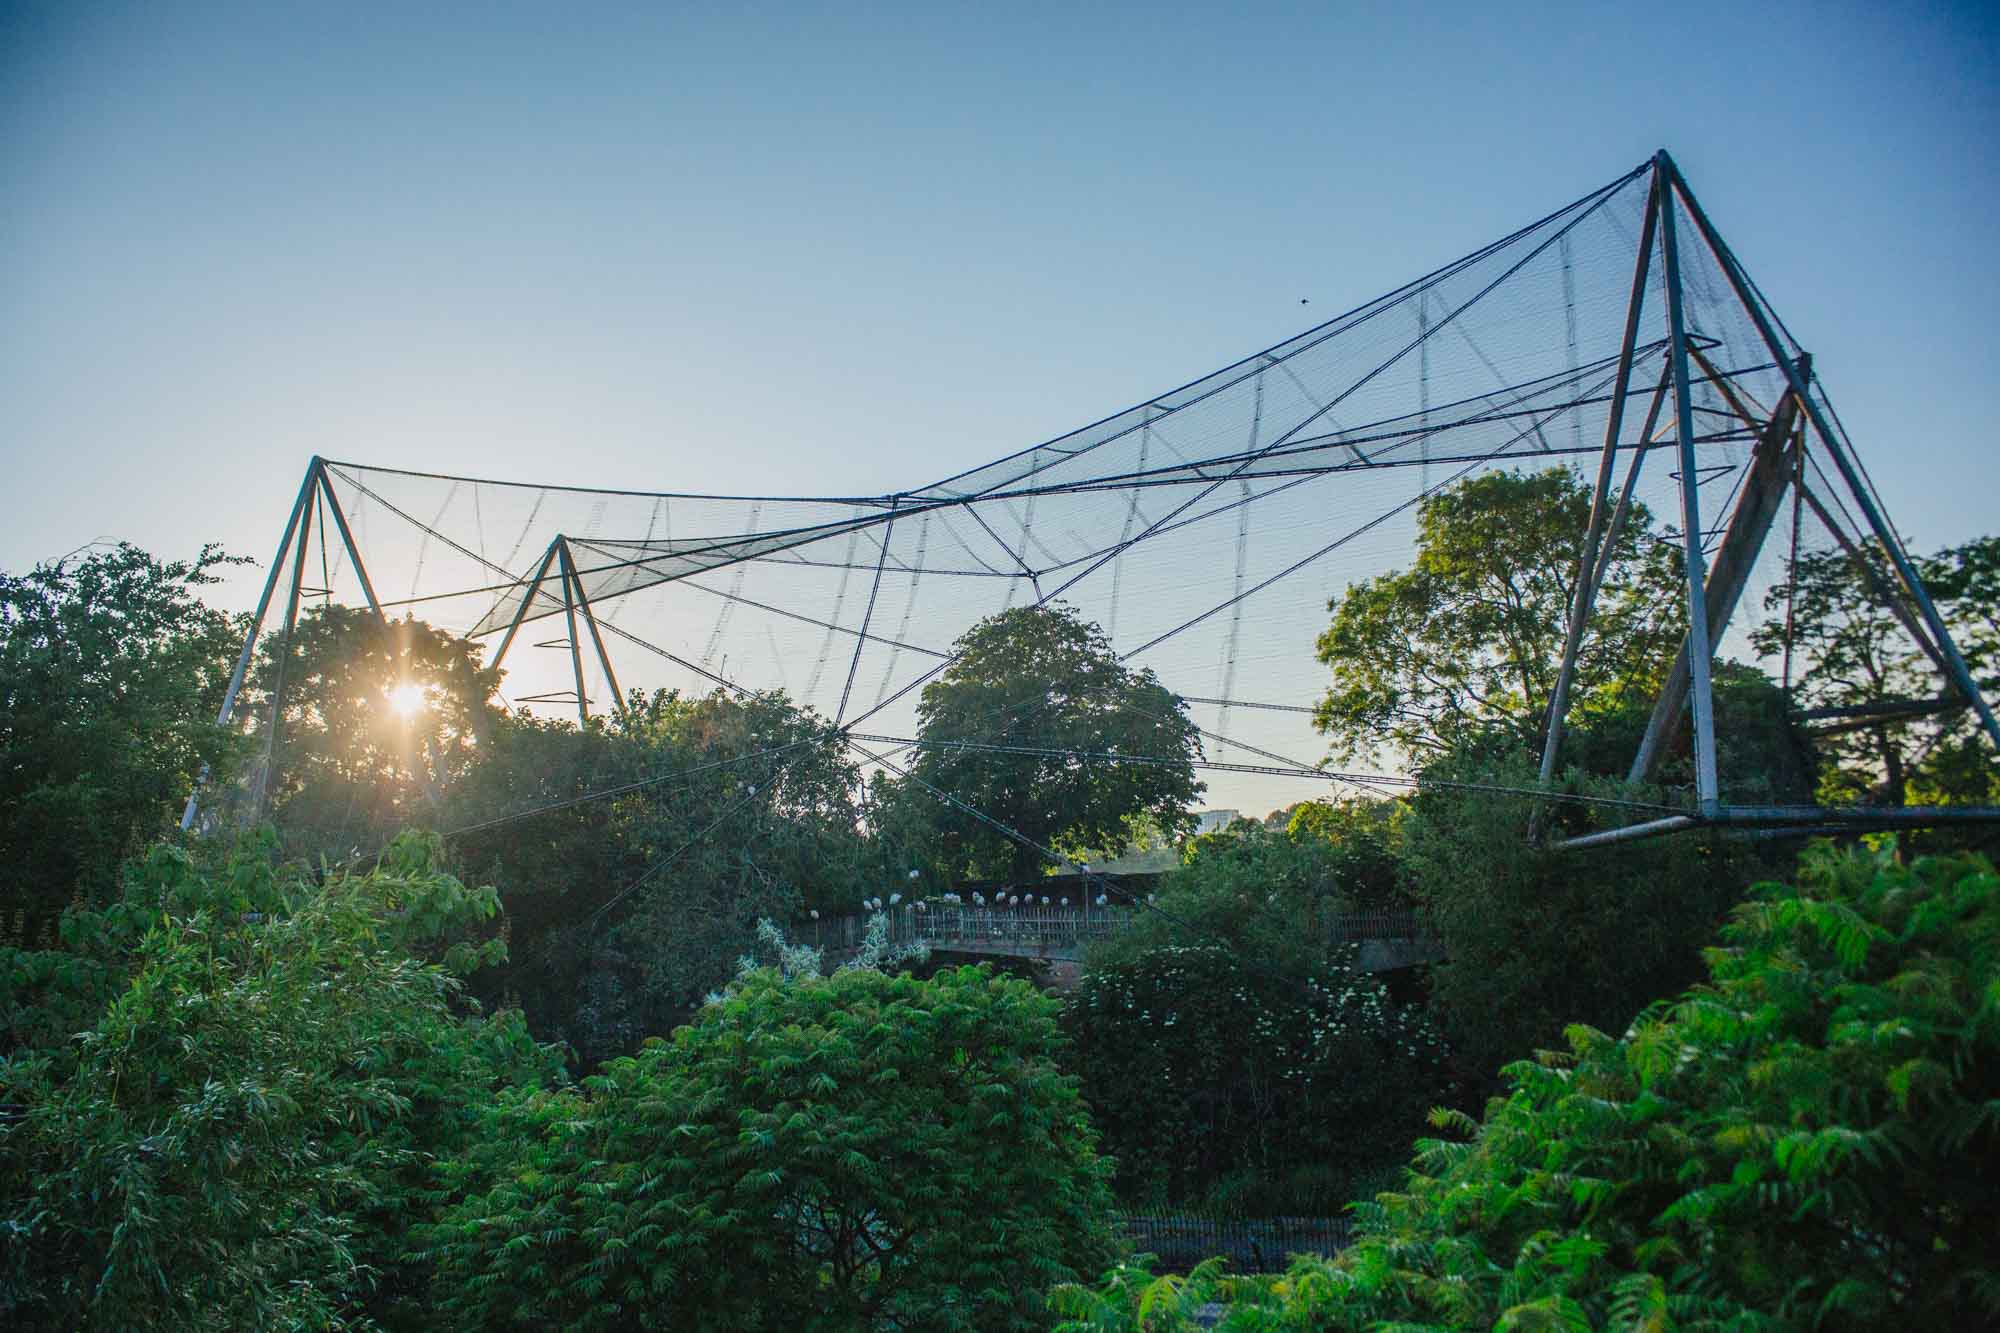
[0,542,249,923]
[1313,469,1683,766]
[881,604,1204,881]
[1056,841,2000,1329]
[0,833,560,1331]
[1403,753,1757,1075]
[423,961,1119,1331]
[1065,942,1448,1209]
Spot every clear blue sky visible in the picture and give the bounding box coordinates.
[4,0,1996,612]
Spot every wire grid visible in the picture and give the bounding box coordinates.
[257,156,1962,836]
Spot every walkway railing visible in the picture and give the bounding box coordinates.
[1118,1210,1352,1273]
[804,903,1123,956]
[802,901,1435,960]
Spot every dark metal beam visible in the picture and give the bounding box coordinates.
[561,537,627,723]
[1659,150,2000,759]
[181,460,319,830]
[249,480,319,816]
[1550,800,2000,851]
[489,541,561,673]
[1631,365,1804,784]
[1654,157,1720,810]
[1538,168,1661,790]
[315,463,387,625]
[556,540,590,727]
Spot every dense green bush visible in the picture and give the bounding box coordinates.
[424,961,1119,1331]
[0,543,247,923]
[1065,942,1448,1209]
[1403,751,1756,1075]
[1054,841,2000,1329]
[1089,801,1406,979]
[0,833,559,1331]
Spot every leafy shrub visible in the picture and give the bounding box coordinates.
[1090,802,1406,980]
[0,833,558,1331]
[0,542,247,921]
[1054,841,2000,1329]
[1064,942,1448,1208]
[424,961,1119,1331]
[1403,751,1755,1074]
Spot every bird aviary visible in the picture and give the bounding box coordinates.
[184,150,2000,856]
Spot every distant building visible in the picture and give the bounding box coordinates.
[1193,809,1242,835]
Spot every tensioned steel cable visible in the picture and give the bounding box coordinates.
[837,173,1639,738]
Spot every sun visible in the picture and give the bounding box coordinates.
[385,682,429,719]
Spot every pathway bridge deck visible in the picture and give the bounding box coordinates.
[804,901,1442,973]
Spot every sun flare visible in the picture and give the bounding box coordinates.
[385,682,428,719]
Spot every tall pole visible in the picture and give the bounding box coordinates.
[562,539,628,722]
[181,462,318,830]
[1589,363,1672,598]
[489,541,561,673]
[1656,153,1721,812]
[558,541,590,726]
[315,462,387,626]
[1660,151,2000,759]
[248,484,318,817]
[1537,168,1660,789]
[1631,377,1803,784]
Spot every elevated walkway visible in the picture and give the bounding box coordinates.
[804,901,1443,973]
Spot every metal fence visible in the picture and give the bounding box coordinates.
[1117,1211,1352,1273]
[804,902,1434,959]
[805,903,1123,956]
[1325,907,1428,944]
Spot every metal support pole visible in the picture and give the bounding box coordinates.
[1632,374,1803,783]
[489,541,561,672]
[248,485,318,816]
[1589,362,1672,597]
[180,461,319,830]
[315,462,388,625]
[1797,485,1948,674]
[561,538,626,722]
[1782,427,1804,698]
[1660,151,2000,758]
[1682,341,1947,674]
[1548,815,1700,851]
[1538,171,1660,788]
[1654,159,1721,811]
[558,541,590,726]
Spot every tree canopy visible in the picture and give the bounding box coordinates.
[1753,535,2000,814]
[1313,468,1682,764]
[242,603,502,848]
[0,832,559,1331]
[453,687,867,1059]
[424,962,1119,1331]
[1056,840,2000,1329]
[1401,751,1753,1074]
[0,543,247,922]
[885,603,1202,881]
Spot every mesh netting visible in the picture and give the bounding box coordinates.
[251,156,1976,826]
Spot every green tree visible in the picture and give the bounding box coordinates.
[1065,942,1448,1210]
[0,543,247,922]
[1088,800,1408,979]
[241,604,501,853]
[0,832,558,1331]
[447,686,869,1061]
[235,599,871,1063]
[1313,468,1682,765]
[887,603,1203,881]
[1059,840,2000,1330]
[1402,752,1754,1076]
[425,962,1120,1331]
[1754,535,2000,811]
